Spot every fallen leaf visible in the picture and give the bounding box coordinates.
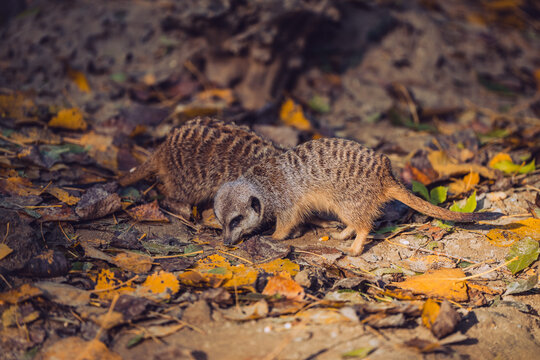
[0,283,42,305]
[113,252,153,274]
[450,191,477,213]
[0,243,13,260]
[428,151,496,179]
[127,200,169,222]
[41,337,121,360]
[47,186,80,205]
[421,298,440,330]
[0,176,42,196]
[506,238,540,275]
[257,258,300,277]
[75,184,121,220]
[196,88,235,105]
[505,274,538,295]
[341,346,374,359]
[75,131,118,170]
[448,172,480,195]
[2,304,40,326]
[35,282,90,307]
[93,268,136,300]
[280,98,312,131]
[136,270,180,300]
[489,152,536,175]
[49,108,88,130]
[486,218,540,247]
[392,268,468,302]
[68,69,91,93]
[430,301,461,339]
[178,254,257,288]
[262,273,305,300]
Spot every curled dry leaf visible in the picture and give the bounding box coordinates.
[48,108,88,131]
[127,200,169,222]
[428,151,496,179]
[113,252,153,274]
[448,172,479,195]
[280,98,312,131]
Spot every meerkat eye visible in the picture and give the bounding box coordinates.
[229,215,243,230]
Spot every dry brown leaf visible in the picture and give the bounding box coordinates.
[49,108,88,130]
[75,131,118,170]
[0,243,13,260]
[113,252,153,274]
[392,268,468,302]
[0,283,42,305]
[68,69,91,93]
[127,200,169,222]
[448,172,480,195]
[0,176,42,196]
[428,151,496,179]
[41,337,121,360]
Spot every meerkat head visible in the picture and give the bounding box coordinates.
[214,180,264,246]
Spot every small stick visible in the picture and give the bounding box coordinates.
[451,257,518,281]
[218,250,254,265]
[152,250,203,259]
[90,275,139,294]
[384,238,480,264]
[38,181,53,195]
[2,222,9,243]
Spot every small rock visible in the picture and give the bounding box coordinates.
[75,183,121,220]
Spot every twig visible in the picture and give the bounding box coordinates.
[148,311,205,334]
[218,250,254,265]
[38,181,52,195]
[0,273,12,289]
[160,207,198,230]
[2,222,9,244]
[152,250,203,259]
[142,182,157,196]
[451,257,518,281]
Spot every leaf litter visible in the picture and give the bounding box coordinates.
[0,1,540,359]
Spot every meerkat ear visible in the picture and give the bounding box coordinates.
[250,196,261,214]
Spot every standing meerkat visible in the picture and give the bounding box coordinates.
[214,137,502,255]
[119,117,286,218]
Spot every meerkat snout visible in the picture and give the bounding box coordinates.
[214,180,265,245]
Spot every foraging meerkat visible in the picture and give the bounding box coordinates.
[119,117,285,218]
[214,137,502,255]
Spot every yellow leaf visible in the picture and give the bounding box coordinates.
[421,298,441,329]
[428,151,496,179]
[47,186,80,205]
[392,268,468,302]
[0,283,42,305]
[0,93,36,121]
[138,270,180,300]
[68,69,91,93]
[113,252,153,274]
[0,176,41,196]
[76,131,118,170]
[280,98,312,131]
[448,172,480,195]
[49,108,88,130]
[257,258,300,277]
[0,243,13,260]
[93,269,135,300]
[489,152,513,168]
[262,274,305,300]
[486,218,540,247]
[178,254,257,288]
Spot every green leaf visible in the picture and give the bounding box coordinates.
[342,346,374,359]
[518,159,535,174]
[505,274,538,295]
[429,186,447,205]
[412,181,430,202]
[126,333,144,348]
[450,191,476,213]
[308,95,331,113]
[426,241,440,250]
[119,187,141,203]
[111,72,127,83]
[492,160,521,174]
[183,244,203,256]
[457,261,474,268]
[206,267,228,275]
[506,237,540,275]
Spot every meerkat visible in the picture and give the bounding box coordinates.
[214,137,502,255]
[119,117,286,219]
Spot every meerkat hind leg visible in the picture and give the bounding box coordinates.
[349,228,370,256]
[161,198,192,220]
[330,226,355,240]
[272,211,303,241]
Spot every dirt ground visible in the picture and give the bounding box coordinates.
[1,1,540,359]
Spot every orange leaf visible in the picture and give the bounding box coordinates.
[68,69,91,93]
[421,298,440,329]
[0,176,41,196]
[448,172,480,195]
[428,151,496,179]
[262,273,305,301]
[41,337,121,360]
[137,270,180,300]
[127,200,169,222]
[93,269,135,300]
[49,108,88,130]
[486,218,540,247]
[280,98,312,131]
[392,268,468,302]
[489,152,513,168]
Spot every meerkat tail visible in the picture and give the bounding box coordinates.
[118,160,156,187]
[388,185,503,222]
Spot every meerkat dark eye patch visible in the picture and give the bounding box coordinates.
[229,215,243,230]
[250,196,261,214]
